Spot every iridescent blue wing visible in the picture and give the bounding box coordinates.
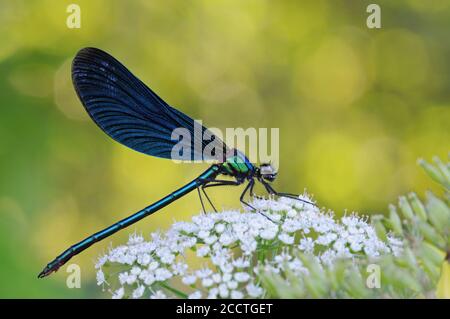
[72,47,227,161]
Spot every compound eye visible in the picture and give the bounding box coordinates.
[260,165,273,175]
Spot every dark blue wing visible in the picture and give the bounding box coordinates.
[72,47,227,161]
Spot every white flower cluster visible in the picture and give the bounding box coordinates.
[96,195,401,299]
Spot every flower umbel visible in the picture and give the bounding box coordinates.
[97,194,401,299]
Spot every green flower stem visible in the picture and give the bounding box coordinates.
[159,282,188,299]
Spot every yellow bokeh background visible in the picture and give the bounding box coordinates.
[0,0,448,297]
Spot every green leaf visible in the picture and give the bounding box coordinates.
[432,156,450,189]
[388,204,403,235]
[372,215,388,241]
[408,193,428,222]
[426,191,450,234]
[419,242,445,267]
[417,221,446,249]
[398,196,415,220]
[436,262,450,298]
[418,158,447,188]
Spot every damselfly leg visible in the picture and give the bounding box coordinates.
[197,185,218,214]
[201,187,217,212]
[260,180,316,207]
[239,179,255,211]
[197,178,243,213]
[197,188,207,214]
[240,179,275,223]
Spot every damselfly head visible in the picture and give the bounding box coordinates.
[259,163,277,182]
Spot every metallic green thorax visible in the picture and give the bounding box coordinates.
[223,155,251,175]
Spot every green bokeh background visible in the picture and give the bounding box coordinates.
[0,0,449,298]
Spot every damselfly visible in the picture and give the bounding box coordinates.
[38,48,314,278]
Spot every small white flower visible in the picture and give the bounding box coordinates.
[150,290,167,299]
[215,223,226,233]
[132,286,145,299]
[320,250,338,265]
[128,233,144,245]
[118,272,136,285]
[287,209,297,218]
[182,237,197,248]
[161,253,175,264]
[143,273,155,286]
[148,261,159,271]
[342,215,359,227]
[227,280,238,290]
[232,223,248,234]
[316,233,337,246]
[112,287,124,299]
[196,268,213,278]
[130,266,141,276]
[197,245,210,257]
[222,273,232,282]
[298,237,315,253]
[182,275,197,285]
[208,287,219,299]
[333,239,347,253]
[172,262,188,275]
[230,290,243,299]
[154,268,172,281]
[188,291,202,299]
[387,236,403,256]
[270,213,282,222]
[234,272,250,283]
[96,269,106,286]
[246,283,263,297]
[282,219,300,233]
[233,257,250,268]
[198,230,210,239]
[260,228,277,240]
[212,273,222,283]
[95,255,108,269]
[274,251,292,264]
[350,240,362,252]
[137,253,151,265]
[288,258,306,274]
[241,239,257,254]
[279,233,294,245]
[219,233,234,246]
[218,283,229,298]
[205,235,218,245]
[220,262,234,273]
[202,277,214,288]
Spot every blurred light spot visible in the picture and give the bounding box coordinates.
[54,58,89,121]
[0,1,25,62]
[304,132,359,204]
[199,84,263,121]
[273,1,328,43]
[200,82,245,104]
[355,138,401,203]
[296,37,368,108]
[0,197,27,228]
[372,29,430,93]
[33,195,106,279]
[33,196,81,257]
[0,34,18,63]
[8,63,53,98]
[406,105,450,158]
[407,0,450,13]
[111,145,162,198]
